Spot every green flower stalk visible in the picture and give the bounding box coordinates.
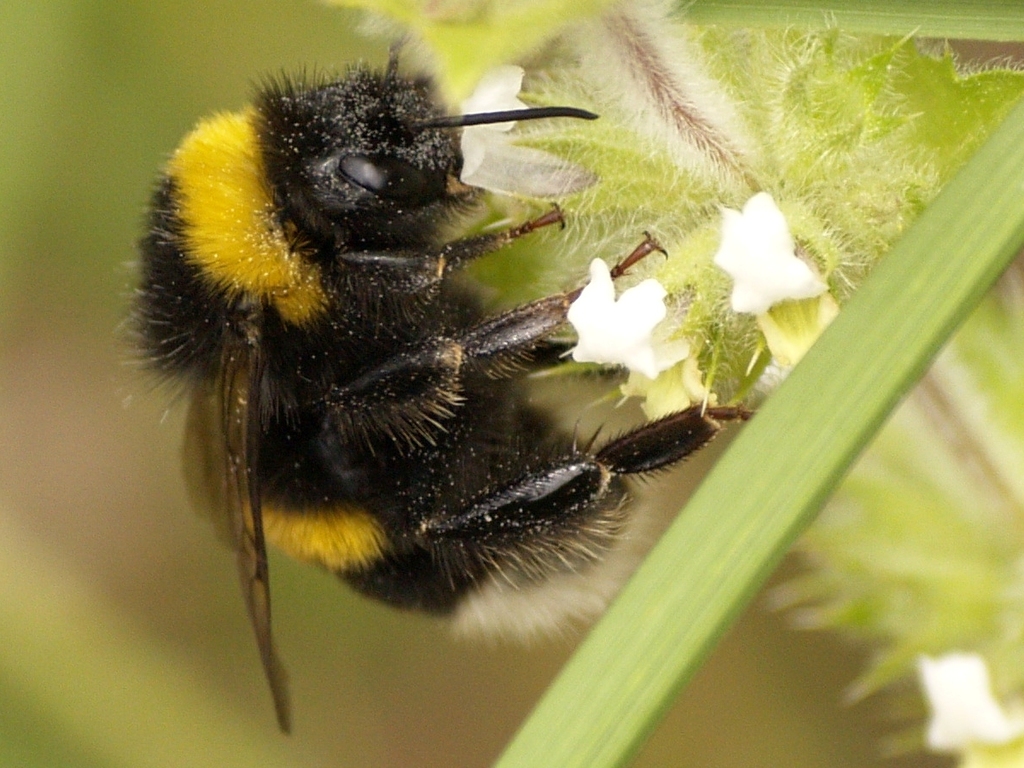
[516,12,1024,410]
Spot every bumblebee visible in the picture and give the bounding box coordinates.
[134,56,746,731]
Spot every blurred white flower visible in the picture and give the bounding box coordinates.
[458,66,598,197]
[459,65,528,182]
[918,652,1024,751]
[568,259,686,379]
[713,192,826,314]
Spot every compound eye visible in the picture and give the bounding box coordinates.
[338,154,434,201]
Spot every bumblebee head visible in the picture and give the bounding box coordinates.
[158,66,598,325]
[256,69,463,248]
[255,67,598,249]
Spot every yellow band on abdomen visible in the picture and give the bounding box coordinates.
[166,109,327,326]
[262,504,388,572]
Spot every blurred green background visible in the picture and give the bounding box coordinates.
[0,2,951,766]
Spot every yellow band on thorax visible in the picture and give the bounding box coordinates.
[262,504,388,572]
[166,109,327,325]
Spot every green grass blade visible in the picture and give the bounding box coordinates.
[496,92,1024,768]
[683,0,1024,40]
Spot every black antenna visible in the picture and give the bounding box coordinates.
[416,106,598,130]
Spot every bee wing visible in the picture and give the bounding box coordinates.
[183,380,234,546]
[183,343,292,732]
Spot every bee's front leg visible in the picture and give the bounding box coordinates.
[337,207,564,293]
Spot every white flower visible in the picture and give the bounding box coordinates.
[568,259,686,379]
[713,192,826,315]
[918,652,1024,751]
[459,65,528,182]
[458,67,597,197]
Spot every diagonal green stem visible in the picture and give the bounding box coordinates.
[683,0,1024,40]
[496,88,1024,768]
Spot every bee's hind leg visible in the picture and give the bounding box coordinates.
[415,405,750,582]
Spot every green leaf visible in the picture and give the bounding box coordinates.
[897,44,1024,179]
[682,0,1024,41]
[496,82,1024,768]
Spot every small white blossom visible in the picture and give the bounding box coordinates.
[713,192,826,315]
[568,259,685,379]
[460,66,528,182]
[918,653,1024,751]
[458,67,597,197]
